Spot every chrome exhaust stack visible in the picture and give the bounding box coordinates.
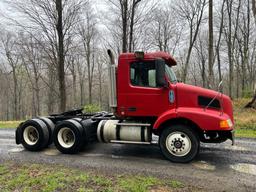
[107,50,117,108]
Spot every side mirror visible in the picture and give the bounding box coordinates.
[156,58,167,87]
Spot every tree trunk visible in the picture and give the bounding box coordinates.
[182,0,206,82]
[182,43,193,83]
[72,70,77,107]
[245,91,256,108]
[35,78,40,116]
[80,81,84,106]
[202,59,206,88]
[226,0,234,98]
[47,67,55,114]
[32,90,36,117]
[121,0,128,53]
[86,42,92,104]
[99,75,102,108]
[252,0,256,19]
[208,0,214,88]
[236,66,239,98]
[128,0,141,52]
[56,0,66,112]
[12,69,18,120]
[216,0,225,87]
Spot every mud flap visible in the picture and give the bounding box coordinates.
[220,130,235,145]
[15,123,23,145]
[231,130,235,145]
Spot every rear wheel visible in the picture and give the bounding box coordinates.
[53,119,84,154]
[159,125,199,163]
[20,119,49,151]
[57,128,76,148]
[39,117,55,146]
[23,126,39,145]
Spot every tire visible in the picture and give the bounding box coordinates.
[39,117,55,146]
[53,119,85,154]
[80,119,98,144]
[159,124,199,163]
[20,119,49,151]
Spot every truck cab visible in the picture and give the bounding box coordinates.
[116,52,177,118]
[111,51,234,162]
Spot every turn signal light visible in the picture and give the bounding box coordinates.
[220,119,233,128]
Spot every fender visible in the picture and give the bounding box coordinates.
[153,107,233,131]
[153,109,177,130]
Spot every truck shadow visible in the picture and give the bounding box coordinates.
[82,142,166,160]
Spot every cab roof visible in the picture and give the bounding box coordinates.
[119,51,177,66]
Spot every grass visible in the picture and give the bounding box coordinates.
[233,98,256,138]
[235,129,256,138]
[118,175,160,192]
[0,121,22,129]
[0,162,187,192]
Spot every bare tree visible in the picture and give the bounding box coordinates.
[244,0,256,108]
[107,0,153,53]
[215,0,226,86]
[0,67,11,120]
[0,32,21,120]
[95,50,108,108]
[66,54,78,108]
[253,0,256,20]
[79,6,98,104]
[77,54,86,106]
[7,0,87,112]
[19,34,43,116]
[128,0,142,52]
[149,7,182,54]
[174,0,207,83]
[195,33,207,88]
[56,0,66,112]
[223,0,241,98]
[208,0,214,88]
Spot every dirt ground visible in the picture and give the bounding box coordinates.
[0,128,256,192]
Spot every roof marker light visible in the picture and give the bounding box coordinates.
[134,51,144,59]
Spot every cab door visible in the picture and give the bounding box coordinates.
[122,59,173,117]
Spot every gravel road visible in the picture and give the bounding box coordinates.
[0,128,255,192]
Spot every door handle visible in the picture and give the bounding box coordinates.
[128,107,137,112]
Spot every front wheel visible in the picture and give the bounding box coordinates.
[159,125,199,163]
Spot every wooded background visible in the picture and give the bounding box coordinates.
[0,0,256,120]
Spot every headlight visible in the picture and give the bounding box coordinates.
[220,119,233,128]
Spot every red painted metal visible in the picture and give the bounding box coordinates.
[116,52,234,133]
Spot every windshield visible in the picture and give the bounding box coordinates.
[165,65,177,83]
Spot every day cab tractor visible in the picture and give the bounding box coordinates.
[15,50,234,163]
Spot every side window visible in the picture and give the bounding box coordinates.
[148,70,156,87]
[130,68,135,83]
[130,61,157,87]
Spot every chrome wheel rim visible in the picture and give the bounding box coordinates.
[23,126,39,145]
[57,128,75,148]
[166,131,192,157]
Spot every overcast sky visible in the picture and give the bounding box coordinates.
[0,0,108,26]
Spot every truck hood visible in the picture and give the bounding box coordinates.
[175,83,233,121]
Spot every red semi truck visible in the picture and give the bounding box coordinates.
[15,50,234,163]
